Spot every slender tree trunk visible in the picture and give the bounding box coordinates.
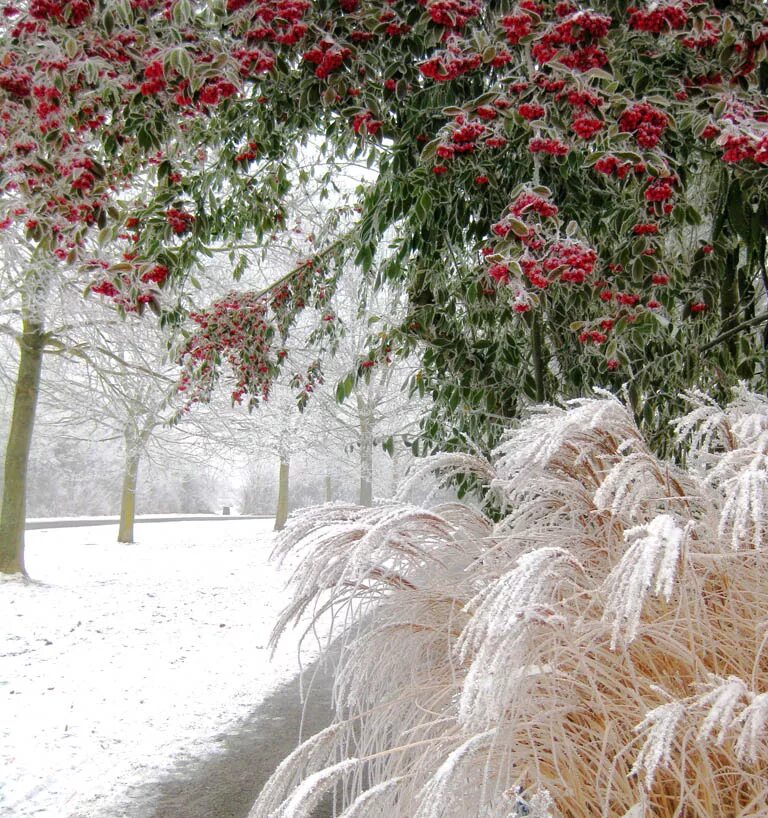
[324,472,332,503]
[389,439,401,498]
[720,249,740,364]
[0,318,46,576]
[531,310,546,403]
[274,457,290,531]
[359,414,373,506]
[117,443,141,544]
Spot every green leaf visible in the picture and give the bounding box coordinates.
[508,218,529,237]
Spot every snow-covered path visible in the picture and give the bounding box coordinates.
[0,519,318,818]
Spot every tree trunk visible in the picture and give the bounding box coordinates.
[389,439,402,498]
[274,458,290,531]
[324,472,332,503]
[720,249,740,364]
[0,319,46,576]
[530,309,546,403]
[359,408,373,507]
[117,444,141,544]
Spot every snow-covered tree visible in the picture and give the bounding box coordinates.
[317,279,426,506]
[42,316,180,542]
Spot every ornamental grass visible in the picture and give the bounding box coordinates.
[250,389,768,818]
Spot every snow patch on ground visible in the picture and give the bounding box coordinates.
[0,519,318,818]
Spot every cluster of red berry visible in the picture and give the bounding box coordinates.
[352,111,383,136]
[166,207,194,235]
[302,40,352,79]
[531,10,611,72]
[627,3,688,34]
[422,0,482,30]
[619,102,668,149]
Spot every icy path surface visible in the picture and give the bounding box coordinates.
[0,519,317,818]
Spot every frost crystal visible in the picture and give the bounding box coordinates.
[631,700,686,790]
[695,674,749,745]
[508,788,558,818]
[336,777,404,818]
[603,515,686,648]
[458,547,581,726]
[716,455,768,550]
[272,759,359,818]
[734,691,768,764]
[414,730,497,818]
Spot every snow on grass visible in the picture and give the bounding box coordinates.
[0,518,322,818]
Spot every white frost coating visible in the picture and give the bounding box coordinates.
[457,547,580,727]
[248,724,345,818]
[735,691,768,764]
[413,730,497,818]
[716,456,768,550]
[523,788,559,818]
[493,394,639,482]
[674,391,735,469]
[267,501,461,652]
[695,675,750,746]
[594,452,662,520]
[248,388,768,818]
[271,759,360,818]
[631,675,763,790]
[630,700,686,790]
[396,452,495,503]
[335,777,405,818]
[603,515,686,649]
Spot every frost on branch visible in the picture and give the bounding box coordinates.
[254,390,768,818]
[333,776,404,818]
[735,691,768,765]
[493,394,641,488]
[395,452,495,505]
[631,673,768,791]
[413,730,498,818]
[695,674,750,746]
[250,724,346,818]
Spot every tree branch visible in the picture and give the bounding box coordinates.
[699,310,768,352]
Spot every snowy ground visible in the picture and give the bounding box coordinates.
[0,519,321,818]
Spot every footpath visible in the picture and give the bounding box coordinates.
[127,648,337,818]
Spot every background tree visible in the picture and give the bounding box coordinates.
[46,318,181,542]
[4,1,768,559]
[321,279,426,506]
